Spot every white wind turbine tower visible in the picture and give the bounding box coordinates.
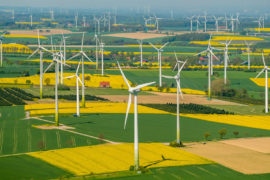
[255,53,270,113]
[149,42,169,87]
[213,16,220,32]
[59,34,69,85]
[68,33,92,107]
[75,13,78,29]
[163,57,187,144]
[27,30,53,99]
[30,14,33,27]
[245,41,253,69]
[11,9,15,21]
[0,33,5,67]
[154,16,162,32]
[50,10,54,20]
[117,61,155,171]
[94,17,102,34]
[93,33,100,69]
[43,50,67,125]
[83,16,86,27]
[220,39,232,84]
[196,16,200,32]
[230,15,237,32]
[255,17,262,33]
[195,36,219,100]
[203,15,207,32]
[64,61,83,117]
[137,40,143,66]
[225,14,228,30]
[99,40,105,76]
[187,16,194,32]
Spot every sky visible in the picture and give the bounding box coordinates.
[0,0,269,12]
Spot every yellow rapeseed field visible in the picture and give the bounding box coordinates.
[26,59,96,65]
[250,28,270,32]
[250,78,270,87]
[28,143,213,176]
[141,86,206,95]
[181,114,270,130]
[2,44,32,54]
[212,36,263,41]
[190,41,246,46]
[4,34,47,39]
[188,65,264,69]
[25,102,169,116]
[15,22,41,25]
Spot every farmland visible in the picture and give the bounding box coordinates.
[1,3,270,180]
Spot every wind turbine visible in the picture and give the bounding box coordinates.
[64,60,83,117]
[225,14,228,30]
[30,14,33,27]
[149,42,169,87]
[196,16,200,32]
[94,17,102,34]
[27,30,53,99]
[50,10,54,20]
[255,53,269,113]
[117,61,155,171]
[203,15,207,32]
[0,33,5,67]
[82,16,86,27]
[75,13,78,29]
[220,39,232,84]
[195,36,219,100]
[154,16,162,32]
[99,40,105,76]
[187,16,194,32]
[137,40,143,66]
[59,34,69,85]
[213,16,220,32]
[163,58,187,144]
[93,33,100,69]
[245,41,253,69]
[68,33,92,108]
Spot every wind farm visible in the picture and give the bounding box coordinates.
[1,1,270,179]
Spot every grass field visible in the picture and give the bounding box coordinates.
[41,113,270,143]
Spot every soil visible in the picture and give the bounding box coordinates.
[182,139,270,174]
[98,92,241,105]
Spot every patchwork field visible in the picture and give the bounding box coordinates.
[104,32,171,40]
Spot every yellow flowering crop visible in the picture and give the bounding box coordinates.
[26,59,96,65]
[212,36,263,41]
[25,102,169,116]
[181,114,270,130]
[141,86,206,95]
[4,34,47,39]
[250,28,270,32]
[190,41,245,46]
[28,143,213,176]
[41,18,52,21]
[15,22,41,25]
[1,44,32,54]
[250,78,270,87]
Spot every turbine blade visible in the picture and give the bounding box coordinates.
[117,61,131,89]
[162,75,175,79]
[160,42,169,50]
[262,52,266,67]
[78,76,83,85]
[82,52,92,62]
[255,69,265,79]
[176,80,183,99]
[27,48,39,59]
[149,42,159,51]
[124,93,132,129]
[173,63,178,71]
[178,60,187,74]
[44,62,54,74]
[194,50,207,56]
[68,53,81,60]
[76,60,82,74]
[134,81,156,90]
[64,75,76,79]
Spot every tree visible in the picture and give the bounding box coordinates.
[218,128,227,139]
[45,78,50,86]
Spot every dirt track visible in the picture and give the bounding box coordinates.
[98,92,241,105]
[183,138,270,174]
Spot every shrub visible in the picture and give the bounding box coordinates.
[26,80,31,84]
[218,128,227,139]
[45,78,51,85]
[169,141,184,147]
[204,132,211,141]
[57,84,70,91]
[233,131,239,137]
